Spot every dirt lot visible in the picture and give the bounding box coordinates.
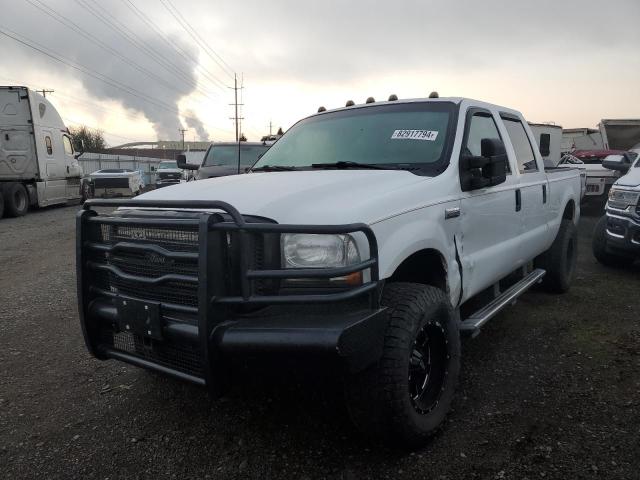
[0,204,638,480]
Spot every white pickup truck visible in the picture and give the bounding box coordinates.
[592,152,640,265]
[77,96,582,446]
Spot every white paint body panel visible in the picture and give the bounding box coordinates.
[139,97,582,306]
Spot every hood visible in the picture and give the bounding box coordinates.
[615,166,640,188]
[138,170,430,224]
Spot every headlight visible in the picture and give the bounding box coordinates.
[608,188,640,210]
[281,234,360,269]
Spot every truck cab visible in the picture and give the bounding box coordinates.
[77,96,581,446]
[0,86,82,218]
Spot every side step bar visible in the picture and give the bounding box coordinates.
[460,268,546,336]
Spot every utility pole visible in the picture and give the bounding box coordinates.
[38,89,54,98]
[268,120,273,136]
[178,128,187,150]
[228,73,244,142]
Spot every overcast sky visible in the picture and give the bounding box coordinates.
[2,0,639,146]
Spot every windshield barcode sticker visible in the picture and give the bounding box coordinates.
[391,130,439,141]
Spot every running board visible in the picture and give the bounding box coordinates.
[460,268,546,336]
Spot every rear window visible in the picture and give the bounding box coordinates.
[203,145,269,167]
[501,117,538,173]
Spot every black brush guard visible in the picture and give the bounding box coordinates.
[77,199,385,393]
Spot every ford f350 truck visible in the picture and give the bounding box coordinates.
[592,152,640,265]
[0,86,84,218]
[77,96,582,446]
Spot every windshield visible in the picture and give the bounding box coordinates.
[202,145,269,167]
[252,102,456,174]
[158,161,178,169]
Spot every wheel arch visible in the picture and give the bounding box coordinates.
[387,248,450,294]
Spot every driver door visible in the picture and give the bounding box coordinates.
[458,109,521,301]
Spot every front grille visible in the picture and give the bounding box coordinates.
[158,172,181,180]
[100,329,203,377]
[87,221,200,307]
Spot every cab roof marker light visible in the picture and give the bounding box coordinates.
[366,97,375,104]
[388,94,398,101]
[345,100,355,107]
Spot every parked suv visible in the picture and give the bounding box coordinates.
[155,160,184,188]
[592,152,640,265]
[77,96,581,446]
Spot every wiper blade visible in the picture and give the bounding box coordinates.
[251,165,297,172]
[311,161,400,170]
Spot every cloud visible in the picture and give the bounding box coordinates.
[1,0,211,140]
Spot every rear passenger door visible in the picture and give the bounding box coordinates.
[500,115,550,259]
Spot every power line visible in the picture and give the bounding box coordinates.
[159,0,235,80]
[24,0,218,103]
[120,0,230,92]
[0,26,208,124]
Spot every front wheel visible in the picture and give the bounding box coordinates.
[592,216,632,267]
[344,283,461,447]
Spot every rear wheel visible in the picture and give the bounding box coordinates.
[592,215,632,267]
[535,218,577,293]
[3,183,29,217]
[344,283,460,447]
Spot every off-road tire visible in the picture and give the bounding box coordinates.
[3,183,29,217]
[535,219,578,293]
[592,215,631,268]
[344,283,461,447]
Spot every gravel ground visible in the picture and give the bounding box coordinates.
[0,204,639,480]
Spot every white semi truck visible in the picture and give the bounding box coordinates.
[0,86,84,219]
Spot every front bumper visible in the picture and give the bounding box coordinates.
[77,199,382,392]
[604,211,640,255]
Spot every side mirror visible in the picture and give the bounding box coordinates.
[176,153,198,170]
[460,138,508,191]
[602,154,630,173]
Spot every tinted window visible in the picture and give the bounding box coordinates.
[253,102,455,174]
[203,145,269,167]
[502,118,538,173]
[45,136,52,155]
[158,161,178,169]
[63,135,73,155]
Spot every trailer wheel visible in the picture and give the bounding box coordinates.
[592,216,631,267]
[3,183,29,217]
[535,219,577,293]
[344,283,460,447]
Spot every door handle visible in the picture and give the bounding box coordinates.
[66,166,70,173]
[515,189,522,212]
[542,184,547,204]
